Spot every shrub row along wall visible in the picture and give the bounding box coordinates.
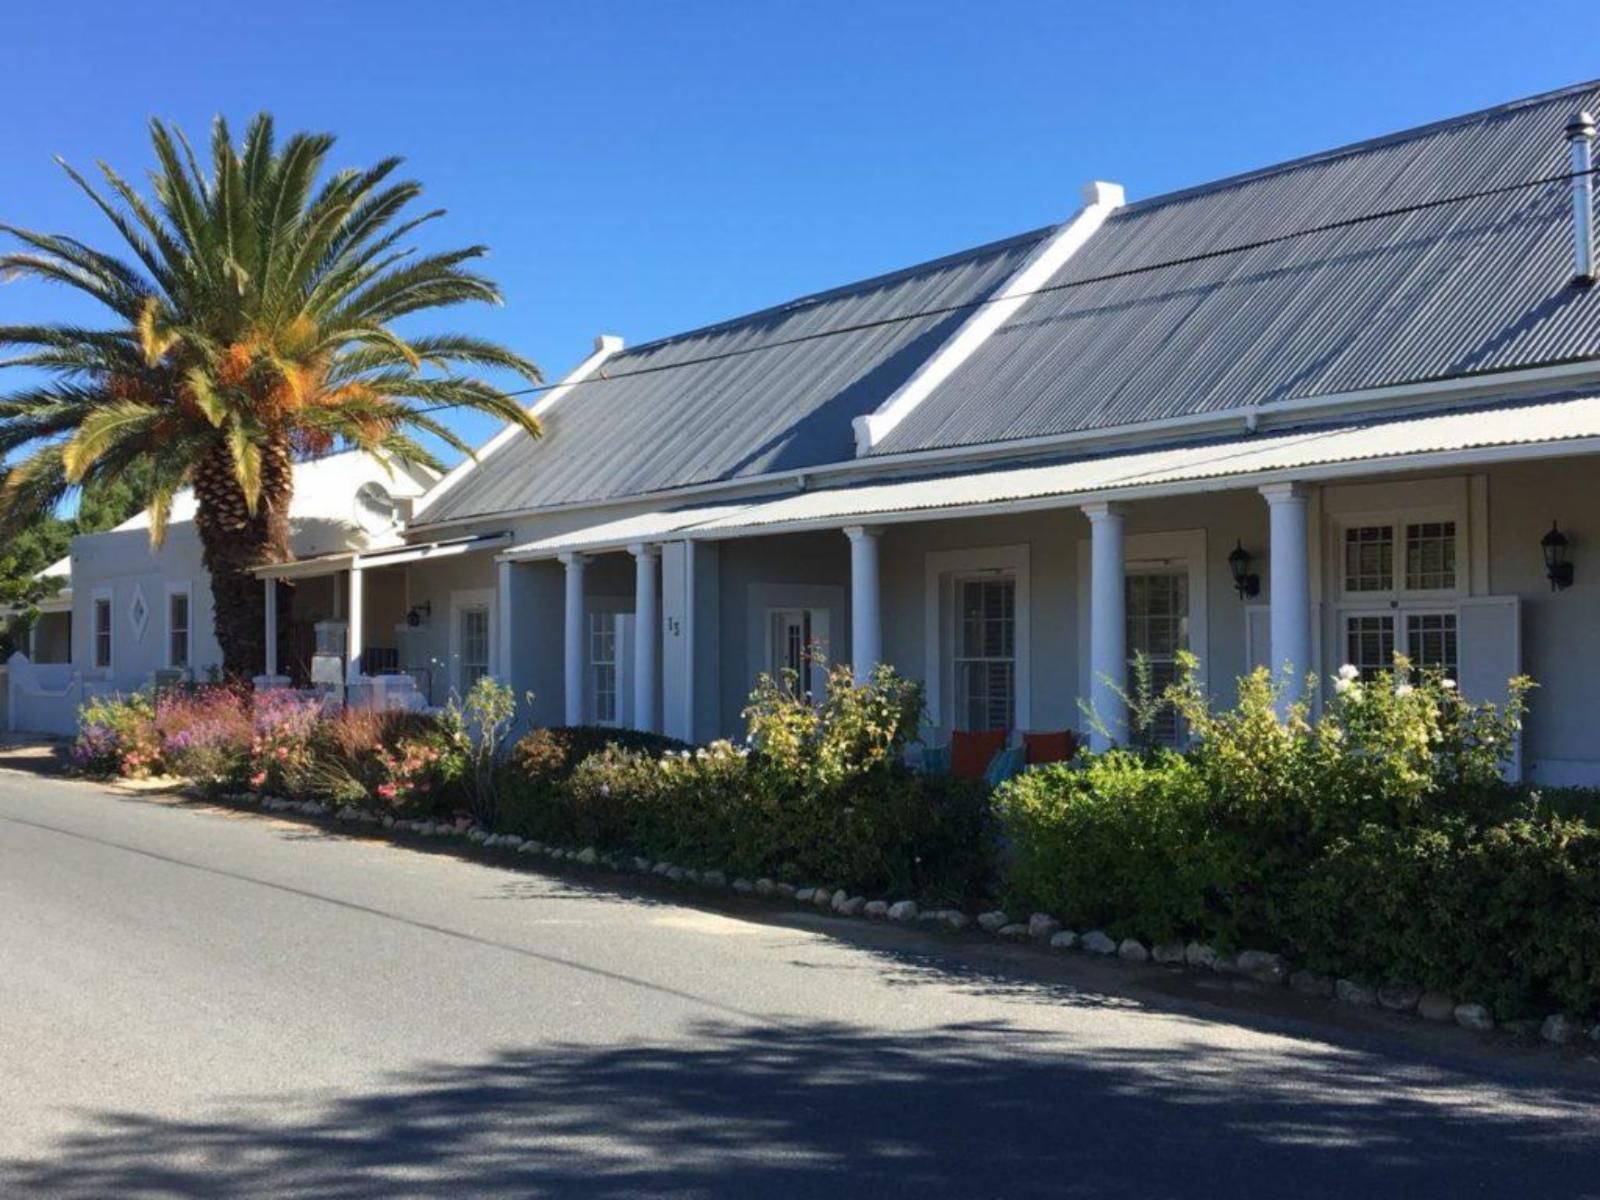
[75,658,1600,1022]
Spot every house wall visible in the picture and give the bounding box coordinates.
[715,531,853,735]
[1481,457,1600,783]
[69,525,224,691]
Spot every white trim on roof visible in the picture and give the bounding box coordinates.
[413,334,625,519]
[510,394,1600,548]
[853,180,1125,455]
[499,504,756,562]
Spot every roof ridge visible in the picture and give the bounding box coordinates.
[614,224,1054,357]
[1117,75,1600,216]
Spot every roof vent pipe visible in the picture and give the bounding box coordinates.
[1566,110,1596,285]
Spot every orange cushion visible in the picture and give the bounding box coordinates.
[1024,730,1079,765]
[951,729,1007,780]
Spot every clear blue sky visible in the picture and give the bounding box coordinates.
[3,0,1597,459]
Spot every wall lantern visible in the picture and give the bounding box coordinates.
[1228,539,1260,599]
[1542,521,1575,591]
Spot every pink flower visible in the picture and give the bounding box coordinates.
[250,772,266,788]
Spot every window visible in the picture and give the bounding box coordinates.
[1405,522,1457,591]
[93,595,112,670]
[1343,525,1394,592]
[769,609,814,693]
[590,612,619,725]
[167,589,190,669]
[1406,612,1458,677]
[953,577,1015,731]
[1342,520,1458,596]
[459,606,490,693]
[1344,614,1395,681]
[1127,571,1189,745]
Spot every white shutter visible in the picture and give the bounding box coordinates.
[617,614,636,729]
[1456,595,1522,780]
[1245,605,1272,670]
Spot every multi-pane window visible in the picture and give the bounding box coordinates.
[93,597,112,669]
[1345,614,1396,681]
[590,611,618,725]
[1343,525,1394,592]
[168,591,190,669]
[769,610,813,692]
[459,607,490,693]
[1406,613,1459,677]
[953,577,1015,731]
[1405,522,1457,591]
[1127,571,1189,745]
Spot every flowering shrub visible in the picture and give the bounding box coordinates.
[154,686,253,785]
[245,690,323,795]
[73,692,159,777]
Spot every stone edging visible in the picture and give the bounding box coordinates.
[227,790,1596,1053]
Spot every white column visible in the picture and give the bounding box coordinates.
[1084,502,1127,752]
[346,561,364,682]
[561,552,587,726]
[496,559,513,684]
[630,543,660,733]
[845,526,883,684]
[1261,483,1312,712]
[263,578,278,677]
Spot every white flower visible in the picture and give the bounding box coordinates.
[1337,664,1361,683]
[1441,678,1457,690]
[1394,683,1414,698]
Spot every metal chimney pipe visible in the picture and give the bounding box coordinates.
[1567,110,1596,284]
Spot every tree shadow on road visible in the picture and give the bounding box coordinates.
[6,1018,1597,1199]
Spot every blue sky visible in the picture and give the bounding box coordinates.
[3,0,1597,459]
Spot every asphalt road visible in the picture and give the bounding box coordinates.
[1,772,1598,1198]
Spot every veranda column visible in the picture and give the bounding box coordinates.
[346,561,365,682]
[561,552,587,726]
[496,559,513,685]
[1261,482,1312,713]
[1083,502,1128,752]
[630,543,661,733]
[263,577,278,677]
[845,526,883,684]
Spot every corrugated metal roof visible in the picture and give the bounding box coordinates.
[690,392,1600,534]
[874,79,1600,456]
[421,230,1049,522]
[502,502,758,560]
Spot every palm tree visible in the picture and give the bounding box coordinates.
[0,115,541,678]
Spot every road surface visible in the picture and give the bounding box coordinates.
[1,771,1597,1197]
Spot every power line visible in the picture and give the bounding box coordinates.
[413,162,1598,414]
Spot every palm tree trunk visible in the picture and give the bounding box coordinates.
[193,438,294,680]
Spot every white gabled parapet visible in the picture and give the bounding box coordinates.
[852,180,1125,456]
[413,333,625,519]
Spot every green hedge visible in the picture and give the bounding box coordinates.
[997,656,1600,1019]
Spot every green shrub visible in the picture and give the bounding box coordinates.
[997,751,1226,939]
[1286,813,1600,1018]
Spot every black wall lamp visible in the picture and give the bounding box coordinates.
[1542,521,1575,591]
[1228,539,1261,599]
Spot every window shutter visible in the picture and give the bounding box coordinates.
[617,614,636,729]
[1456,596,1522,779]
[1245,605,1272,670]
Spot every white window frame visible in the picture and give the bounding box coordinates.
[590,609,621,727]
[1075,529,1209,713]
[1125,563,1192,747]
[925,544,1031,731]
[950,573,1019,733]
[90,587,114,674]
[1333,504,1468,604]
[745,583,842,703]
[448,588,496,698]
[164,581,193,671]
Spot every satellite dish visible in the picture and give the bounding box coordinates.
[353,482,398,535]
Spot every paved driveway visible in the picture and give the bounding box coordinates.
[1,772,1597,1198]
